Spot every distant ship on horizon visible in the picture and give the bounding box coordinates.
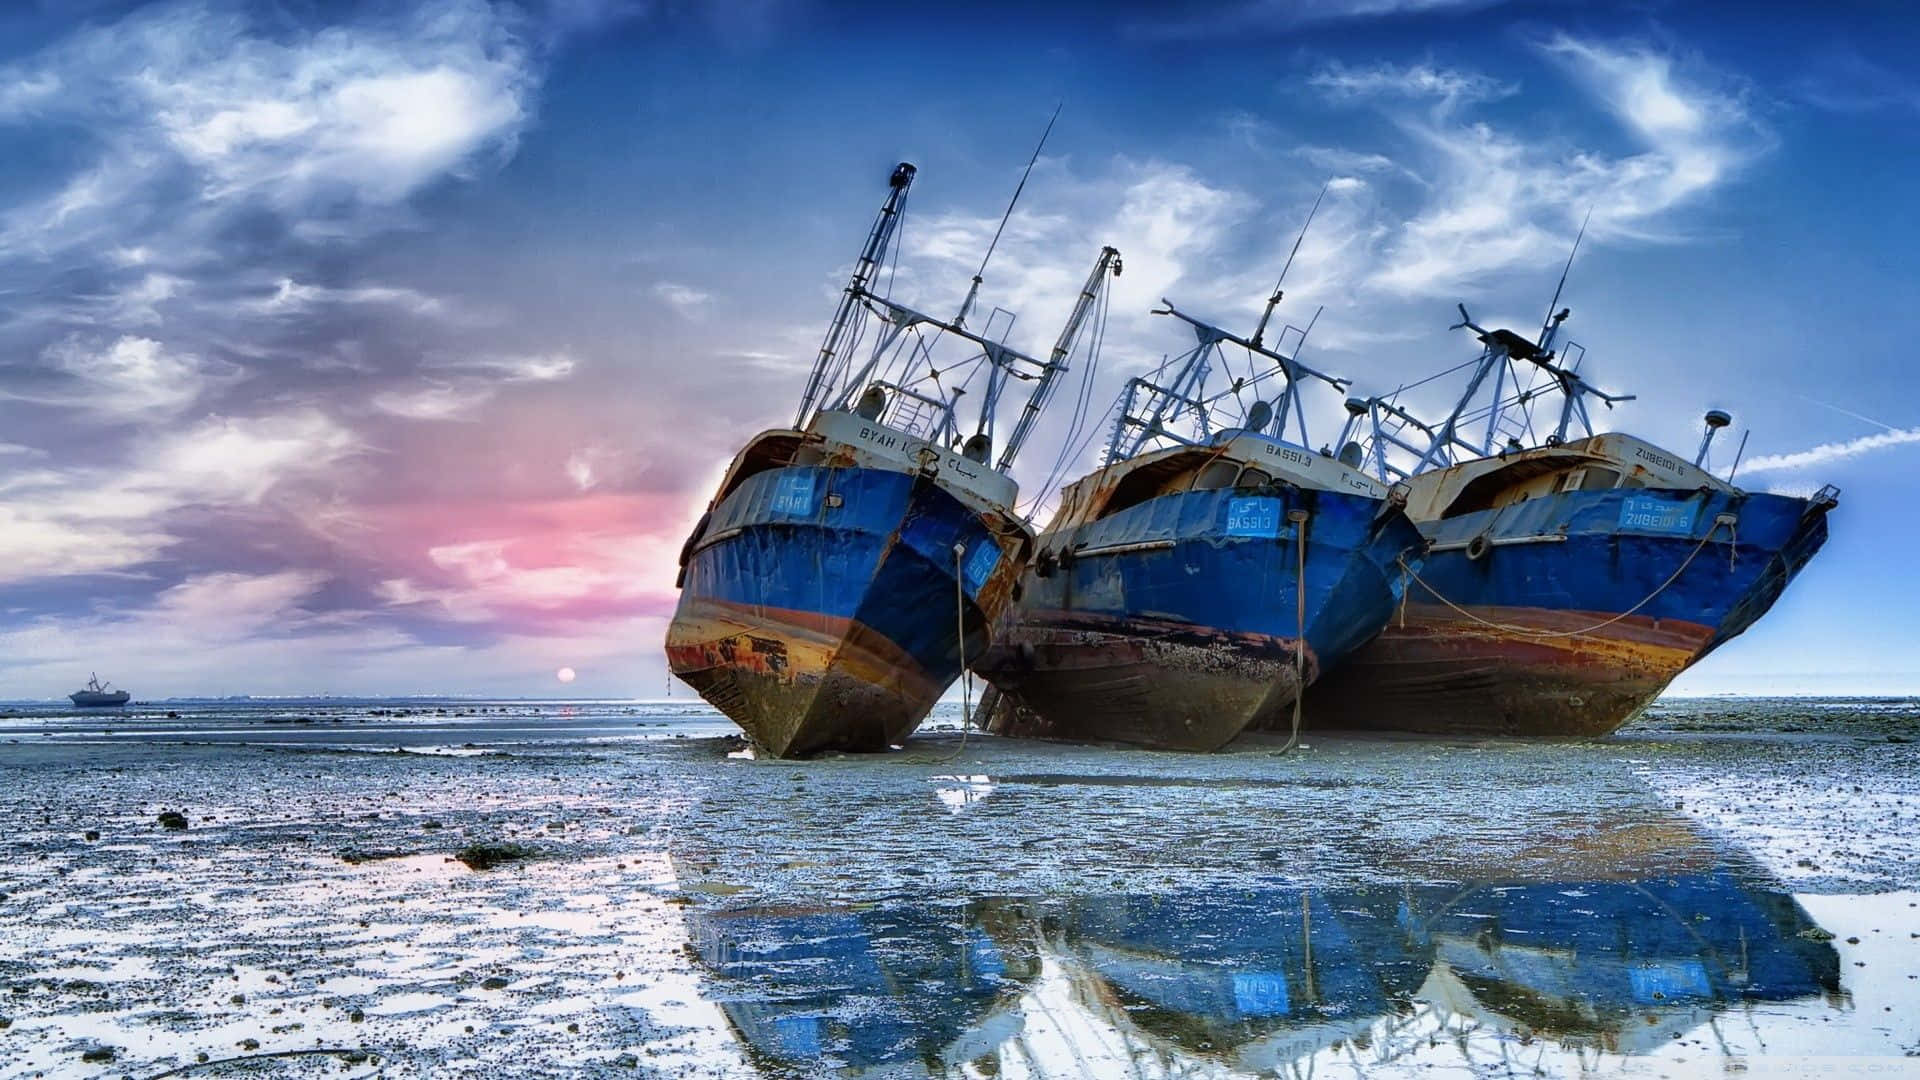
[69,673,131,708]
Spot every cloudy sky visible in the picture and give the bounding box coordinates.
[1,0,1915,699]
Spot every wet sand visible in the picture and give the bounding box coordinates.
[1,697,1916,1077]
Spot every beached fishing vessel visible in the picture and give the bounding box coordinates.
[973,271,1426,751]
[69,673,130,708]
[666,158,1122,757]
[1307,277,1837,736]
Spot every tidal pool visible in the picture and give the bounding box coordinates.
[0,697,1915,1076]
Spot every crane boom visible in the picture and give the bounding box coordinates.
[794,162,916,428]
[997,245,1122,471]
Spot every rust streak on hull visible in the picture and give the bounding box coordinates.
[1304,604,1712,737]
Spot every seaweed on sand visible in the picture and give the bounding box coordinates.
[453,842,539,870]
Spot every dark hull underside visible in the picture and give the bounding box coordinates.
[1303,606,1711,737]
[980,615,1311,752]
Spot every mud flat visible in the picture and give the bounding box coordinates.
[1,698,1916,1077]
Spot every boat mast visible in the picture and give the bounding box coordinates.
[997,245,1122,471]
[1106,300,1344,462]
[794,162,917,429]
[816,118,1108,474]
[1350,217,1634,479]
[1250,179,1329,350]
[1105,195,1342,462]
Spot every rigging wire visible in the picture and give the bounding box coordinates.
[883,194,908,300]
[1021,278,1111,518]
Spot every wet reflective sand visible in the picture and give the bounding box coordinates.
[1,698,1916,1077]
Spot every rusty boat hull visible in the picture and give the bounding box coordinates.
[1306,487,1832,737]
[976,484,1422,752]
[982,614,1308,752]
[667,434,1024,757]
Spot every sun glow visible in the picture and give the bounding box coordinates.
[555,666,576,684]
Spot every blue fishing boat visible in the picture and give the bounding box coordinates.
[667,158,1122,757]
[1308,264,1838,736]
[974,264,1426,751]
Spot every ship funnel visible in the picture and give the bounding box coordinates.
[1695,408,1732,466]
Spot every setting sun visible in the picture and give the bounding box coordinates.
[555,667,576,684]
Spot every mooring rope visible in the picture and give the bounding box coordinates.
[1394,518,1731,640]
[928,541,976,764]
[1278,509,1309,755]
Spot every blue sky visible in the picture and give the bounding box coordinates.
[0,0,1915,697]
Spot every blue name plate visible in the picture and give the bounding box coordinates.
[770,471,817,516]
[1618,495,1698,535]
[963,539,1002,593]
[1226,497,1284,538]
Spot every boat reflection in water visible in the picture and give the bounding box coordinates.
[686,861,1841,1076]
[687,901,1038,1075]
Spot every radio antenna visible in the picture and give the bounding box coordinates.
[954,103,1061,329]
[1251,178,1330,349]
[1538,206,1593,352]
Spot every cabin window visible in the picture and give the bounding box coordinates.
[1580,467,1620,491]
[1558,469,1586,492]
[1192,459,1240,491]
[1617,474,1646,491]
[1237,467,1272,489]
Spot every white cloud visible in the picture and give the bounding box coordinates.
[373,351,578,421]
[380,531,678,624]
[1131,0,1505,37]
[1310,60,1516,112]
[130,1,531,208]
[255,277,445,317]
[147,570,332,640]
[1738,426,1920,475]
[565,449,599,491]
[0,69,60,114]
[560,445,642,492]
[1356,39,1764,298]
[0,0,538,254]
[32,335,219,420]
[146,410,362,504]
[371,380,496,422]
[427,352,578,381]
[0,409,360,584]
[653,282,713,319]
[1295,145,1428,187]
